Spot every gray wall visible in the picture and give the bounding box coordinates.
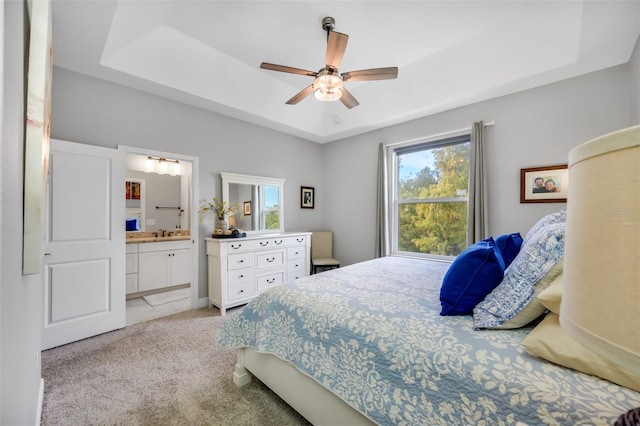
[1,1,43,424]
[50,68,325,300]
[323,64,634,267]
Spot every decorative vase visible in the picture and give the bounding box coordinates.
[215,218,228,231]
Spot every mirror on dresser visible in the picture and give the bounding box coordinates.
[221,172,285,233]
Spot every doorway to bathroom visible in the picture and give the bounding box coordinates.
[119,146,200,324]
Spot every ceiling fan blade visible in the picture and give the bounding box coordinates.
[326,31,348,69]
[260,63,317,77]
[339,87,359,109]
[286,85,314,105]
[342,67,398,82]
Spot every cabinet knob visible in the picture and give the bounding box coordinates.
[239,260,244,263]
[239,289,244,293]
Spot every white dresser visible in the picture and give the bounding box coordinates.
[206,232,311,315]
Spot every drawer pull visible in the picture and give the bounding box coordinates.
[266,278,276,284]
[294,251,300,255]
[239,289,244,294]
[296,238,303,242]
[259,241,269,246]
[266,257,276,263]
[295,264,299,267]
[239,260,244,264]
[274,240,283,245]
[239,274,244,278]
[231,244,242,249]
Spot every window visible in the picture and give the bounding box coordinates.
[390,134,471,258]
[260,185,280,230]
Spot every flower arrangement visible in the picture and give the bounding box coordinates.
[197,197,239,222]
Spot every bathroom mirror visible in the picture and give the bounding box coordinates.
[221,172,285,233]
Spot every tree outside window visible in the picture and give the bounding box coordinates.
[393,135,470,257]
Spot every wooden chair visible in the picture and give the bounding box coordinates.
[311,231,340,274]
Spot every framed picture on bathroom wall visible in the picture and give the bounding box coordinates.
[520,164,568,203]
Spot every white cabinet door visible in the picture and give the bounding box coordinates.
[171,249,192,286]
[43,139,125,350]
[138,250,171,291]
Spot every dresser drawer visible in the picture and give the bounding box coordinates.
[228,253,254,270]
[228,268,255,286]
[284,235,307,247]
[287,246,305,259]
[256,250,284,269]
[227,281,255,302]
[287,260,306,280]
[257,271,284,292]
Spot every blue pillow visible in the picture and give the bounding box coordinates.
[494,232,523,269]
[473,222,566,329]
[126,217,139,232]
[440,237,505,316]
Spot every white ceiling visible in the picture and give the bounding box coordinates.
[51,1,640,143]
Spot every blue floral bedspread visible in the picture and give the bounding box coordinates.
[217,256,640,425]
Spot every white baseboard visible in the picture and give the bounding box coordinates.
[197,296,209,308]
[36,378,44,426]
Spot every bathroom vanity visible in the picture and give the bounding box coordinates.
[126,231,192,295]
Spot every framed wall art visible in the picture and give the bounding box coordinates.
[23,0,53,274]
[520,164,568,203]
[244,201,252,215]
[301,186,315,209]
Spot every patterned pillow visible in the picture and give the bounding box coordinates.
[472,221,565,329]
[439,237,505,316]
[494,232,523,268]
[488,258,563,329]
[525,210,566,241]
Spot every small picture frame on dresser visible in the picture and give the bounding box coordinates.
[301,186,314,209]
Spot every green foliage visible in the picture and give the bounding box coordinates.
[397,144,470,256]
[265,207,279,230]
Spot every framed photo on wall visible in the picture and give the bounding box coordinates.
[244,201,252,215]
[520,164,568,203]
[301,186,314,209]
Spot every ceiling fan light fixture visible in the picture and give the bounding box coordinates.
[313,69,343,102]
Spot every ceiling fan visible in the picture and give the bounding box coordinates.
[260,17,398,109]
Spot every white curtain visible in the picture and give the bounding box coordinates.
[375,143,389,258]
[467,121,488,246]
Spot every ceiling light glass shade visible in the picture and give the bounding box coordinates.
[313,71,343,102]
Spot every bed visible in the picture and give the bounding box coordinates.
[217,256,640,425]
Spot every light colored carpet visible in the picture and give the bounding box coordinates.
[40,308,310,426]
[143,287,190,306]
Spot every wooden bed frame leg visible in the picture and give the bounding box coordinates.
[233,348,252,387]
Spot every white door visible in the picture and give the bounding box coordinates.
[42,139,125,350]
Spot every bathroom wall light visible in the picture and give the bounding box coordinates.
[146,156,181,176]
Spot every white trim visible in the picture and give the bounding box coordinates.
[36,378,44,426]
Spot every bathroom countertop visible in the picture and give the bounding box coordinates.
[126,231,190,244]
